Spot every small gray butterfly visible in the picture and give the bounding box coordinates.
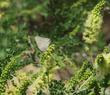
[35,36,51,51]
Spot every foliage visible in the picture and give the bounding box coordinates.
[49,80,65,95]
[1,0,110,95]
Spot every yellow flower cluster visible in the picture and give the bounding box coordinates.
[83,0,106,44]
[40,44,55,65]
[95,52,110,79]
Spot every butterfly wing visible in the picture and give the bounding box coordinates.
[35,36,51,51]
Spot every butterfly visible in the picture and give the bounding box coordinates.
[35,36,51,52]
